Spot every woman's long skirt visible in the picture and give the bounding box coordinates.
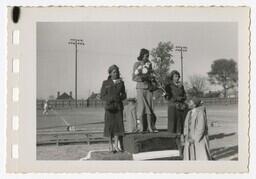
[104,110,125,137]
[168,103,187,134]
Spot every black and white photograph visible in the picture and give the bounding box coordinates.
[36,21,239,161]
[5,6,250,173]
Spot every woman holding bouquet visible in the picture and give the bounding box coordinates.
[132,48,157,133]
[164,70,188,134]
[101,65,127,153]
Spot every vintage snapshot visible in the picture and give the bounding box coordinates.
[6,7,250,173]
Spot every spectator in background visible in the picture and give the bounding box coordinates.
[101,65,127,153]
[42,100,49,115]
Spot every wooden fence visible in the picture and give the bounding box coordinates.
[37,130,108,146]
[37,97,237,110]
[37,99,105,110]
[153,97,238,107]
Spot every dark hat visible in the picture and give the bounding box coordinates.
[191,96,202,107]
[108,64,119,74]
[137,48,149,61]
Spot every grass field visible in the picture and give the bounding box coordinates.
[37,104,238,160]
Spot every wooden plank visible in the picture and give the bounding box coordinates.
[37,130,103,135]
[37,132,108,145]
[37,138,109,145]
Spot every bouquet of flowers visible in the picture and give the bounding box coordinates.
[134,62,166,93]
[134,62,152,77]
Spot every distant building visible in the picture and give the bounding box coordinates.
[56,91,74,100]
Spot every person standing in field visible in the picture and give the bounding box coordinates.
[42,100,48,115]
[101,65,127,153]
[183,97,212,160]
[164,70,188,134]
[124,98,138,133]
[132,48,157,133]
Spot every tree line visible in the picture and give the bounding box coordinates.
[150,41,238,98]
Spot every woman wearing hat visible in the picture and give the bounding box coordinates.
[132,48,157,133]
[101,65,127,153]
[164,70,188,134]
[183,97,211,160]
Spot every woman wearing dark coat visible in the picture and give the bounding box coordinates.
[101,65,127,152]
[164,70,188,134]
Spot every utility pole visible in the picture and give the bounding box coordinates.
[175,46,188,83]
[68,39,85,107]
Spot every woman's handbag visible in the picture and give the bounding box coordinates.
[175,102,187,111]
[105,100,120,112]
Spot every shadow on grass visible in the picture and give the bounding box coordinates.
[210,145,238,160]
[209,132,236,140]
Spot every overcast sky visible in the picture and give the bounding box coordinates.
[37,22,237,99]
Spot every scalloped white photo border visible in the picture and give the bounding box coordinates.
[5,6,250,173]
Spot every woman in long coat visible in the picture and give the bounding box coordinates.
[183,97,211,160]
[164,70,188,134]
[101,65,127,152]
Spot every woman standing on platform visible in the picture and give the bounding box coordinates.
[132,48,157,133]
[164,70,188,134]
[101,65,127,153]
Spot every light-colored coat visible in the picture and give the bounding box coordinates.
[183,106,212,160]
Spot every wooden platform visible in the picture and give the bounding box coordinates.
[123,130,181,154]
[81,149,181,160]
[80,131,182,160]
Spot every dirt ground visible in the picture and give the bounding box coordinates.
[37,104,238,160]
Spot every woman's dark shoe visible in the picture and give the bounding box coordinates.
[110,150,117,154]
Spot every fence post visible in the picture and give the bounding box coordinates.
[86,134,90,145]
[55,135,59,147]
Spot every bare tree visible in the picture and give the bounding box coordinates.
[187,75,208,97]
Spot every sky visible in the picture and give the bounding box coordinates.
[37,22,238,99]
